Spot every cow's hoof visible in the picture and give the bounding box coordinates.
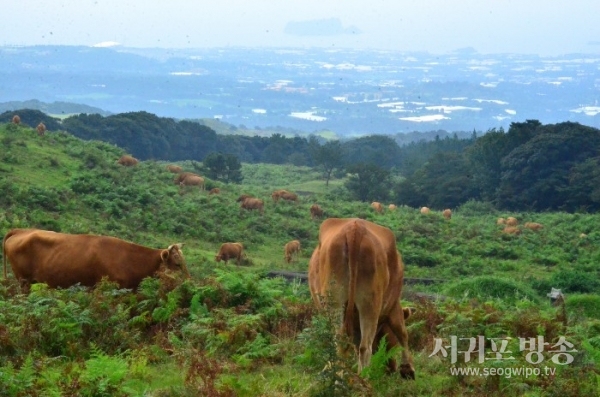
[400,364,415,380]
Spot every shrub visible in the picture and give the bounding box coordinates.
[566,294,600,319]
[443,276,540,304]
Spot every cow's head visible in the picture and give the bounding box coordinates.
[161,243,189,277]
[215,254,222,262]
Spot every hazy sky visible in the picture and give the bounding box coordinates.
[4,0,600,55]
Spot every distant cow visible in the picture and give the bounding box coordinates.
[36,122,46,136]
[12,115,20,125]
[209,188,221,195]
[388,204,397,211]
[371,202,383,213]
[308,218,415,378]
[166,164,182,173]
[502,226,521,235]
[420,207,430,215]
[442,209,452,220]
[215,242,244,266]
[284,240,301,263]
[310,204,324,220]
[3,229,188,290]
[272,189,298,203]
[117,155,139,167]
[506,217,518,227]
[236,194,254,203]
[175,172,205,191]
[240,197,264,214]
[497,217,506,225]
[524,222,543,231]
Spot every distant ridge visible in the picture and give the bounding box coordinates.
[0,99,111,117]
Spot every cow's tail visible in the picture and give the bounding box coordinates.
[344,220,365,339]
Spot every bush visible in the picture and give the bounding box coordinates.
[566,294,600,319]
[550,270,600,294]
[443,276,540,304]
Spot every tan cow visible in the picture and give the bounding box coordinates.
[506,217,518,227]
[420,207,430,215]
[497,217,506,225]
[215,242,244,266]
[12,115,20,124]
[310,204,324,220]
[117,155,139,167]
[371,201,383,213]
[166,164,182,173]
[3,229,188,290]
[272,189,298,203]
[308,218,415,378]
[240,197,264,214]
[502,226,521,235]
[209,188,221,195]
[236,194,254,203]
[177,173,205,191]
[284,240,301,263]
[442,209,452,220]
[388,204,397,211]
[36,122,46,136]
[524,222,543,231]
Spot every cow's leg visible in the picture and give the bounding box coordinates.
[387,303,415,379]
[374,323,399,373]
[356,296,381,373]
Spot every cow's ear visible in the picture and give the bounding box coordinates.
[160,250,169,262]
[403,307,416,319]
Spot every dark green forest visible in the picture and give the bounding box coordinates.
[3,110,600,213]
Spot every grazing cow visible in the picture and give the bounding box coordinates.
[502,226,521,235]
[284,240,301,263]
[3,229,188,290]
[580,233,587,238]
[166,164,182,173]
[209,188,221,195]
[371,202,383,213]
[308,218,415,378]
[12,115,20,124]
[442,209,452,220]
[310,204,324,220]
[524,222,543,231]
[240,197,264,214]
[420,207,430,215]
[117,155,139,167]
[178,174,205,191]
[388,204,397,211]
[497,217,506,225]
[272,189,298,203]
[215,242,244,266]
[36,122,46,136]
[236,194,254,202]
[506,217,518,227]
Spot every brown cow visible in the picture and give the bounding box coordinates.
[209,188,221,195]
[502,226,521,235]
[284,240,301,263]
[12,115,20,124]
[117,155,139,166]
[371,201,383,213]
[240,197,264,214]
[177,173,205,191]
[3,229,188,290]
[506,217,518,227]
[272,189,298,203]
[524,222,543,231]
[308,218,415,378]
[420,207,430,215]
[442,209,452,220]
[497,217,506,225]
[310,204,324,220]
[388,204,397,211]
[36,122,46,136]
[215,242,244,266]
[236,194,254,202]
[166,164,182,173]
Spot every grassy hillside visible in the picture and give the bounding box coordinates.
[1,122,599,396]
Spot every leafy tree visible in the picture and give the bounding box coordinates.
[203,152,243,183]
[312,140,345,186]
[344,163,391,202]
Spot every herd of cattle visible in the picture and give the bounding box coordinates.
[2,149,555,376]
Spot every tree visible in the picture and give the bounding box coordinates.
[203,152,243,183]
[312,140,345,186]
[344,163,391,202]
